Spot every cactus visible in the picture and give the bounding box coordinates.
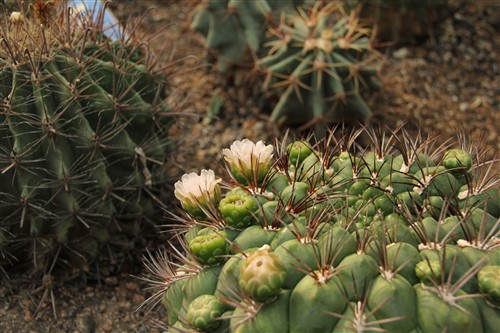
[143,126,499,332]
[259,3,382,127]
[191,2,382,130]
[0,3,173,273]
[190,0,308,72]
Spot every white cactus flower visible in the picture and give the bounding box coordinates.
[223,139,274,169]
[222,139,274,185]
[174,169,221,216]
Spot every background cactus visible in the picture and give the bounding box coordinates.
[190,1,382,131]
[259,3,382,128]
[0,3,173,274]
[190,0,309,72]
[144,126,499,332]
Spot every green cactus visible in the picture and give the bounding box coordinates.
[190,2,382,130]
[190,0,308,71]
[143,127,499,332]
[259,3,382,128]
[0,5,173,273]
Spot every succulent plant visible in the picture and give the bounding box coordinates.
[190,2,382,130]
[190,0,308,72]
[259,3,382,128]
[0,3,173,273]
[143,127,499,332]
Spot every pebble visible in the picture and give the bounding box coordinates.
[76,312,95,333]
[104,276,118,286]
[393,47,410,59]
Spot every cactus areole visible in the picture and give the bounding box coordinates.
[143,127,499,332]
[0,4,172,273]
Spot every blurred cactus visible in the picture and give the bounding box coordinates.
[143,126,499,332]
[190,0,308,71]
[190,1,382,130]
[259,3,381,128]
[0,2,173,274]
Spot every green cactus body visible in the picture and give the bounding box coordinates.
[163,279,187,325]
[0,5,172,273]
[419,245,477,292]
[270,222,307,250]
[415,284,483,333]
[385,242,420,285]
[337,253,379,302]
[289,273,346,333]
[318,227,358,267]
[190,0,302,72]
[273,239,318,289]
[458,186,500,217]
[149,130,500,332]
[261,4,381,128]
[334,301,382,333]
[182,266,223,312]
[367,274,418,332]
[475,297,500,333]
[215,253,246,302]
[478,265,500,306]
[232,225,277,252]
[230,289,291,333]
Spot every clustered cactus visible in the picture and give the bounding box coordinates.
[191,1,381,128]
[0,3,172,273]
[143,127,499,332]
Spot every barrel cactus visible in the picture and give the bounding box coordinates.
[259,3,382,127]
[143,127,499,332]
[191,1,382,130]
[0,3,172,273]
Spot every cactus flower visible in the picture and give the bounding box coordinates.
[222,139,274,185]
[174,169,222,218]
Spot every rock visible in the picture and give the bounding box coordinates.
[393,47,410,59]
[76,312,95,333]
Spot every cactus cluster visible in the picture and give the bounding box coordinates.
[143,127,499,332]
[0,3,172,273]
[190,1,382,128]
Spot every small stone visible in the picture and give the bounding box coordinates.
[133,293,145,304]
[104,276,118,286]
[102,321,113,332]
[76,313,95,333]
[393,47,410,59]
[125,282,138,290]
[459,102,468,112]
